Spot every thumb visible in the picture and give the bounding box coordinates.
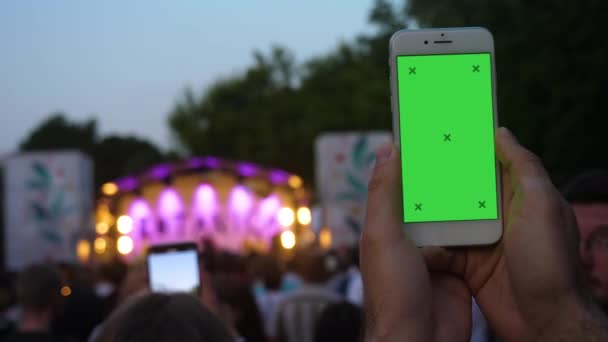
[495,127,551,190]
[363,143,405,244]
[360,143,432,339]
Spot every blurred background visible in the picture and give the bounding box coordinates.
[0,0,606,340]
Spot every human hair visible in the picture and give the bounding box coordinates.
[16,264,61,311]
[93,293,233,342]
[314,301,362,342]
[251,254,283,290]
[296,248,331,284]
[214,275,265,342]
[562,169,608,204]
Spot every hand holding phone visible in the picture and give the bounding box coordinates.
[360,126,607,341]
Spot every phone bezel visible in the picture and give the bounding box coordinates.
[389,28,503,246]
[146,242,201,293]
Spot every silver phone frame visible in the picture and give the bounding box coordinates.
[389,27,503,246]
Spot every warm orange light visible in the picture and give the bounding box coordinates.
[117,215,133,234]
[280,230,296,250]
[60,286,72,297]
[101,182,119,196]
[296,207,312,225]
[96,222,109,235]
[288,175,303,189]
[278,207,295,228]
[319,228,332,249]
[117,236,134,255]
[76,240,91,262]
[94,237,107,254]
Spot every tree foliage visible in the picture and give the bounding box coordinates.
[170,0,606,184]
[405,0,608,183]
[19,113,167,190]
[169,1,406,182]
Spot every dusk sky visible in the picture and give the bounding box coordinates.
[0,1,380,154]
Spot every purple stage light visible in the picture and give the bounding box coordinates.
[157,187,185,239]
[257,195,281,218]
[269,170,289,184]
[157,188,184,215]
[203,157,220,169]
[238,163,258,177]
[193,184,218,216]
[255,195,281,232]
[228,186,253,216]
[188,157,205,168]
[129,198,153,220]
[149,164,171,180]
[116,177,138,192]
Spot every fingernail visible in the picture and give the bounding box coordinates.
[375,144,393,165]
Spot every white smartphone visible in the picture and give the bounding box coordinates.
[147,242,200,295]
[389,28,503,246]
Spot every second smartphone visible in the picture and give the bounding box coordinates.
[147,242,200,295]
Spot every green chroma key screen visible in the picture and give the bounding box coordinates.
[396,53,498,223]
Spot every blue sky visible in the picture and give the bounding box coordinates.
[0,1,381,153]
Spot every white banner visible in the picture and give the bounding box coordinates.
[3,151,93,270]
[315,132,391,246]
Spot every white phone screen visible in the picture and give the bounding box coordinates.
[148,249,200,294]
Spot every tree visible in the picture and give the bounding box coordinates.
[19,114,167,190]
[169,0,607,184]
[93,136,166,186]
[406,0,608,183]
[20,113,97,154]
[169,0,404,181]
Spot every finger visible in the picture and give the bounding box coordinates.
[360,143,432,339]
[495,127,551,192]
[500,165,513,219]
[363,143,408,245]
[421,247,465,275]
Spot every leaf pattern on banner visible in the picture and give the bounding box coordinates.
[334,136,377,203]
[346,171,367,195]
[364,152,376,168]
[336,191,363,202]
[24,161,70,244]
[31,203,49,220]
[32,161,51,182]
[352,137,368,169]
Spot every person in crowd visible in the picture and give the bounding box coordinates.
[322,250,344,294]
[93,259,127,319]
[270,248,341,342]
[0,272,17,337]
[250,255,285,338]
[4,264,71,342]
[563,169,608,312]
[275,242,301,294]
[313,301,362,342]
[360,128,608,341]
[92,293,233,342]
[53,265,103,342]
[214,275,266,342]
